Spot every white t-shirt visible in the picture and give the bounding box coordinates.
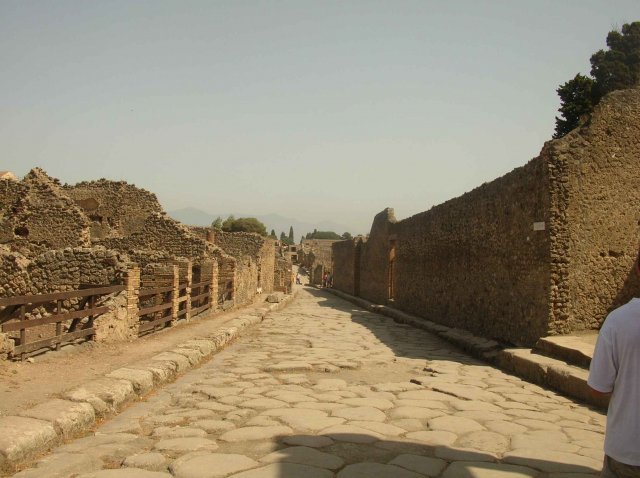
[588,298,640,465]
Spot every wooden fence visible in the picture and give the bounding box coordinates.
[191,279,212,316]
[0,285,125,361]
[0,263,220,360]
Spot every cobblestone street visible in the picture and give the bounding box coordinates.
[12,288,606,478]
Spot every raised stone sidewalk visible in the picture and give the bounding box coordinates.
[0,294,296,474]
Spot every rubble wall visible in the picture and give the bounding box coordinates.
[332,239,360,296]
[394,156,551,346]
[358,209,398,305]
[213,231,276,303]
[548,88,640,333]
[101,213,215,262]
[337,87,640,346]
[1,169,90,250]
[64,179,163,239]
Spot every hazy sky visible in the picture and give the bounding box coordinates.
[1,1,638,234]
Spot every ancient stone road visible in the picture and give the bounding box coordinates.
[12,288,606,477]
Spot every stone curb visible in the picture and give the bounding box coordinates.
[326,288,608,410]
[0,293,296,474]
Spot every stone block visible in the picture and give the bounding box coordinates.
[18,399,95,438]
[0,416,58,469]
[107,368,155,395]
[64,377,135,416]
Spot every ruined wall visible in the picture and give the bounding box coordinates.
[64,180,163,240]
[274,256,293,293]
[332,238,361,296]
[0,177,26,243]
[102,213,216,262]
[548,88,640,333]
[0,246,129,297]
[213,231,276,303]
[358,209,398,305]
[0,169,90,250]
[300,239,336,270]
[341,87,640,346]
[394,156,551,346]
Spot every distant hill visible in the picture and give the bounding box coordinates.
[168,207,353,242]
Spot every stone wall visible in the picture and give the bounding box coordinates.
[0,246,129,297]
[358,209,398,305]
[0,246,131,356]
[331,238,361,296]
[548,88,640,333]
[64,179,163,240]
[101,213,219,262]
[274,256,293,293]
[0,169,90,250]
[333,87,640,346]
[213,231,276,305]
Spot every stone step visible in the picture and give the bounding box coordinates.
[533,334,597,369]
[494,348,608,409]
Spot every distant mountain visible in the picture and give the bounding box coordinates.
[168,207,215,227]
[167,207,353,241]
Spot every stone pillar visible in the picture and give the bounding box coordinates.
[200,259,218,310]
[124,266,140,328]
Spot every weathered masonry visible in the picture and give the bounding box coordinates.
[333,86,640,346]
[0,170,293,359]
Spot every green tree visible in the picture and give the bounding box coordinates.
[288,226,294,244]
[553,22,640,139]
[341,232,353,240]
[305,230,342,240]
[280,231,286,242]
[211,216,223,230]
[553,74,596,139]
[222,216,268,236]
[222,215,235,231]
[590,22,640,98]
[270,229,277,239]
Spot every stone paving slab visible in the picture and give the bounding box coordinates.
[328,288,608,410]
[3,289,607,478]
[0,296,295,475]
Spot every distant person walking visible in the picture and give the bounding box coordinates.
[588,253,640,477]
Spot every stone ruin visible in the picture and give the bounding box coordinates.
[332,86,640,347]
[0,170,293,359]
[298,238,341,285]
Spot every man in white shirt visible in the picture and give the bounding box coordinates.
[588,256,640,477]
